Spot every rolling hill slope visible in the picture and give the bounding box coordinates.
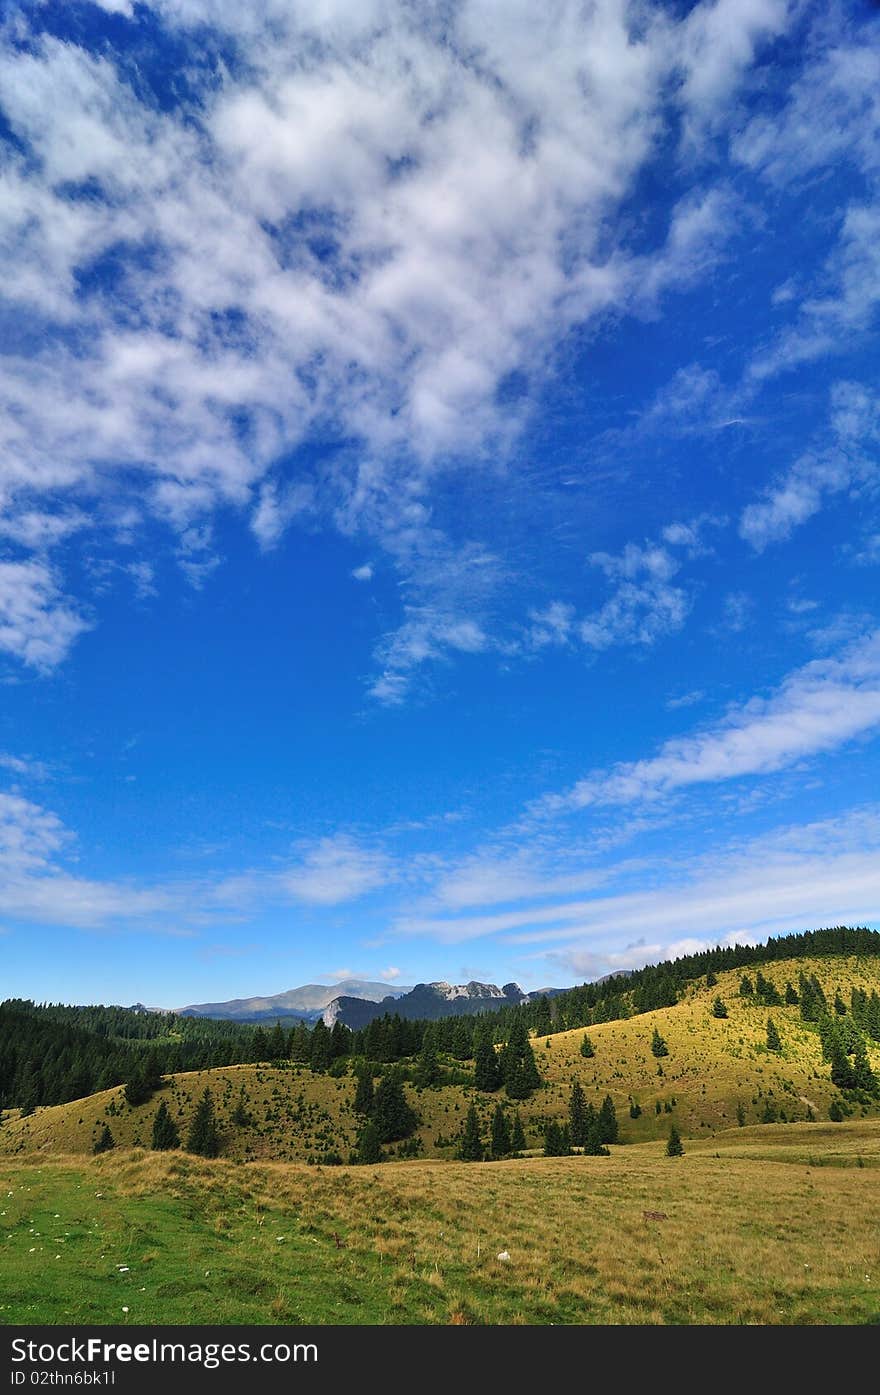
[2,955,879,1163]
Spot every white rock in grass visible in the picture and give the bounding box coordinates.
[496,1251,511,1262]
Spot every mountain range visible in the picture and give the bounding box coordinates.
[179,978,564,1028]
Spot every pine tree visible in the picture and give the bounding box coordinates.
[598,1094,618,1145]
[459,1104,484,1161]
[186,1088,220,1158]
[473,1028,501,1092]
[309,1020,333,1072]
[251,1027,268,1061]
[579,1034,595,1059]
[267,1022,287,1060]
[629,1100,642,1119]
[501,1019,542,1099]
[490,1103,512,1159]
[414,1028,441,1088]
[582,1117,610,1156]
[372,1071,417,1142]
[141,1049,164,1092]
[651,1028,669,1058]
[123,1067,151,1107]
[543,1121,571,1156]
[353,1066,374,1115]
[568,1081,590,1146]
[739,975,754,997]
[231,1088,252,1128]
[711,997,728,1019]
[851,1038,879,1095]
[451,1021,473,1060]
[765,1018,782,1052]
[706,971,718,987]
[355,1119,382,1164]
[151,1099,180,1150]
[784,981,799,1006]
[93,1124,115,1154]
[828,1097,844,1122]
[736,1102,747,1127]
[510,1111,526,1154]
[666,1123,684,1157]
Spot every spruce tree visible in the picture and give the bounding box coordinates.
[309,1020,333,1072]
[510,1111,526,1154]
[123,1067,151,1107]
[597,1094,618,1145]
[711,997,728,1019]
[355,1119,382,1164]
[568,1081,590,1146]
[579,1034,595,1059]
[828,1097,844,1122]
[706,971,718,987]
[739,975,754,997]
[501,1019,542,1099]
[231,1088,252,1128]
[582,1117,610,1156]
[372,1071,417,1143]
[414,1028,441,1089]
[93,1124,115,1154]
[851,1038,879,1095]
[353,1066,375,1115]
[459,1104,484,1161]
[186,1088,220,1158]
[784,981,799,1006]
[451,1021,473,1060]
[666,1123,684,1157]
[629,1100,642,1119]
[473,1029,501,1092]
[490,1103,512,1159]
[765,1018,782,1052]
[151,1099,180,1150]
[267,1022,287,1060]
[543,1121,571,1156]
[650,1028,669,1058]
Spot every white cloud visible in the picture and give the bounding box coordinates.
[397,806,880,953]
[351,563,373,582]
[542,628,880,813]
[0,2,795,677]
[281,835,391,905]
[579,541,689,651]
[740,381,879,550]
[0,560,89,670]
[512,810,880,949]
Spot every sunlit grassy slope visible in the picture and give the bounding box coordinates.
[2,956,879,1162]
[1,1122,879,1325]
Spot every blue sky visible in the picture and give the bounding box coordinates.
[1,0,879,1008]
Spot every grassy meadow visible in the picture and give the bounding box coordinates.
[1,1121,879,1325]
[2,954,880,1326]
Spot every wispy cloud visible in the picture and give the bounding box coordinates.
[281,835,392,905]
[0,560,90,671]
[540,628,880,813]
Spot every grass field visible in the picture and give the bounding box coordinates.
[2,956,879,1163]
[1,1120,879,1325]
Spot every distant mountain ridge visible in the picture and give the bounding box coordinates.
[322,979,567,1028]
[179,977,566,1027]
[179,979,412,1023]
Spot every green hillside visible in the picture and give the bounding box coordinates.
[3,955,879,1162]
